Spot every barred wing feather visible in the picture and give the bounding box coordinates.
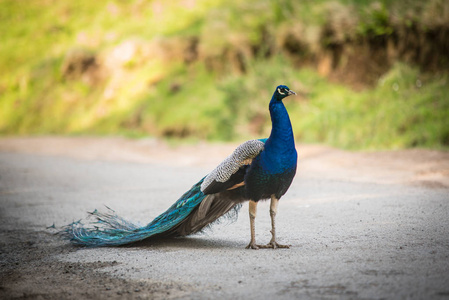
[200,139,266,195]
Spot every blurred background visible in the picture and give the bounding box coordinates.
[1,0,448,150]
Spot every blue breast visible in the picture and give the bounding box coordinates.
[244,97,297,201]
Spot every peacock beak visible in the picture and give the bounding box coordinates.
[288,90,297,96]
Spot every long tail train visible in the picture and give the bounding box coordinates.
[64,178,243,246]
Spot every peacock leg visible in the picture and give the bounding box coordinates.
[258,195,290,249]
[245,200,260,249]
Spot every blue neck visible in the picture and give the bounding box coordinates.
[265,96,295,153]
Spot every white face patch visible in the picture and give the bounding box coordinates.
[277,88,286,95]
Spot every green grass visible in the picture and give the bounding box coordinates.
[291,63,449,149]
[0,0,448,150]
[133,60,449,149]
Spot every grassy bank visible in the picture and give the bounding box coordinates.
[1,0,448,149]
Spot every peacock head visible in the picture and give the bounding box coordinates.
[273,85,296,101]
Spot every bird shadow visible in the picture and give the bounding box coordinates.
[124,235,243,250]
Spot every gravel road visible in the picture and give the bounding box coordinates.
[1,137,448,299]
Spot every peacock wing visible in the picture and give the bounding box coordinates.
[200,139,266,195]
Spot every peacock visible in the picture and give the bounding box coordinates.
[64,85,297,249]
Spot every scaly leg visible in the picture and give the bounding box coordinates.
[258,195,290,249]
[246,200,260,249]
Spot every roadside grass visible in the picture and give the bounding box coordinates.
[1,0,448,150]
[292,63,449,150]
[136,60,448,150]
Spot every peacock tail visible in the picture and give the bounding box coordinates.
[64,177,245,247]
[65,178,204,246]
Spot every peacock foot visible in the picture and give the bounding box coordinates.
[258,240,290,249]
[245,241,261,250]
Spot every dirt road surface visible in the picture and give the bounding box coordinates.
[1,137,448,299]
